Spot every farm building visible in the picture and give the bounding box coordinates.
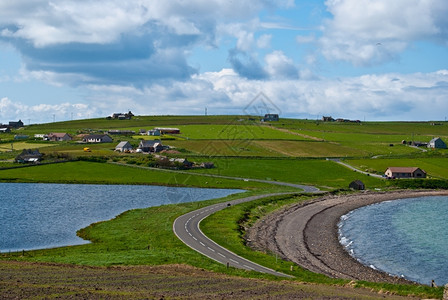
[46,133,72,141]
[9,120,24,129]
[115,141,133,152]
[349,180,365,190]
[428,137,447,149]
[138,140,164,153]
[82,134,113,143]
[262,114,279,121]
[385,167,426,179]
[147,129,161,136]
[154,128,180,134]
[15,149,42,163]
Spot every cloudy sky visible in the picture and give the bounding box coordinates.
[1,0,447,124]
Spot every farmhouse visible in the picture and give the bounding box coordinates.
[15,149,42,163]
[428,137,447,149]
[115,141,133,152]
[82,134,113,143]
[262,114,279,121]
[9,120,24,129]
[109,111,134,120]
[46,133,72,141]
[138,140,164,153]
[385,167,427,179]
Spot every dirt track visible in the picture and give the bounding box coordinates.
[247,190,448,284]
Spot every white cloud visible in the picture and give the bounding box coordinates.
[3,69,448,123]
[321,0,448,65]
[0,97,91,124]
[264,51,299,79]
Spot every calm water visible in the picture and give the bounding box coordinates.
[0,183,242,252]
[339,196,448,286]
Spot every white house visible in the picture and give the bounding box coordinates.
[115,141,133,152]
[428,137,447,149]
[82,134,113,143]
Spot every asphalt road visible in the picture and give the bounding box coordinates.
[173,193,295,277]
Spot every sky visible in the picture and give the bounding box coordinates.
[0,0,447,124]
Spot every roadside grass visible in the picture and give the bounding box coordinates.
[0,161,283,190]
[200,193,443,299]
[346,157,448,179]
[188,158,387,189]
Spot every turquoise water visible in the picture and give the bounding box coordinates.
[0,183,242,252]
[339,196,448,286]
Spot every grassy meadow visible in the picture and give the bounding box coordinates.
[1,115,448,298]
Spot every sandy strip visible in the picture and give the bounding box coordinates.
[246,190,448,284]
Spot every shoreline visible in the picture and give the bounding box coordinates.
[247,189,448,284]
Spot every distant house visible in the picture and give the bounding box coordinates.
[428,137,447,149]
[154,128,180,134]
[82,134,113,143]
[349,180,365,190]
[115,141,133,152]
[385,167,427,179]
[147,129,161,136]
[15,149,42,163]
[138,140,164,153]
[109,111,134,120]
[322,116,334,122]
[262,114,279,122]
[0,127,10,133]
[9,120,24,129]
[47,133,72,141]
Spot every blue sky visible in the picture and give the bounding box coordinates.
[0,0,447,124]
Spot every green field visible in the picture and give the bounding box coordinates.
[1,115,448,299]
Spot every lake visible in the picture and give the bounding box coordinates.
[0,183,242,252]
[339,196,448,286]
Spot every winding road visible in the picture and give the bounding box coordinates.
[173,184,321,277]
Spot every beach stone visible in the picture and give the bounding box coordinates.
[443,284,448,300]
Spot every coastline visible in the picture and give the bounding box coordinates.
[247,189,448,284]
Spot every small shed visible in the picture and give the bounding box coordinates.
[428,137,447,149]
[349,180,365,190]
[115,141,133,152]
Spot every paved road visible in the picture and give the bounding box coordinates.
[328,158,384,178]
[173,193,296,278]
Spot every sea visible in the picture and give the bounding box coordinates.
[338,195,448,286]
[0,183,242,252]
